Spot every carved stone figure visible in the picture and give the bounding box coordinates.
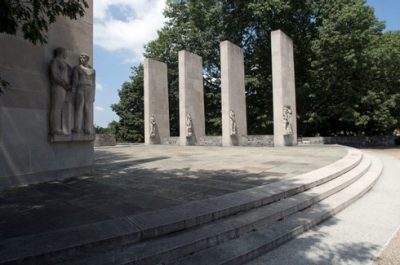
[230,110,237,136]
[49,47,72,135]
[283,105,293,135]
[150,114,157,138]
[186,113,193,138]
[72,53,95,135]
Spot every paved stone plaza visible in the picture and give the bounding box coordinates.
[0,144,346,240]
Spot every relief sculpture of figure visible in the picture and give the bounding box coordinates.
[230,110,237,136]
[150,114,156,138]
[72,53,96,135]
[186,113,193,138]
[283,105,293,135]
[49,47,72,135]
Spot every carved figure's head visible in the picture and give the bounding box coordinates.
[54,47,67,59]
[79,53,90,66]
[229,110,235,119]
[283,106,292,120]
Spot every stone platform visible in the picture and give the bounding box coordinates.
[0,145,345,240]
[0,144,386,265]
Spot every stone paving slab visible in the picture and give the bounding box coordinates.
[0,145,346,240]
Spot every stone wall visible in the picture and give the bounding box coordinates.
[0,1,94,190]
[163,135,399,147]
[298,137,325,145]
[188,135,274,147]
[243,135,274,146]
[162,137,180,145]
[322,136,400,147]
[199,136,223,146]
[94,134,117,147]
[297,136,399,147]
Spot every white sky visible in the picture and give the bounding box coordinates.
[94,0,166,62]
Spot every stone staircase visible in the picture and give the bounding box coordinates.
[0,147,383,265]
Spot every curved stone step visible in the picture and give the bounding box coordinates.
[126,147,362,240]
[57,153,372,265]
[175,153,383,265]
[0,147,362,265]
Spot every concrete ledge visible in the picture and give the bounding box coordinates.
[0,147,361,264]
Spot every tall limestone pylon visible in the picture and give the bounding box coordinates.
[220,41,248,146]
[271,30,297,146]
[178,50,205,145]
[144,58,170,145]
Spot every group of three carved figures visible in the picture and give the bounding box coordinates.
[49,47,95,136]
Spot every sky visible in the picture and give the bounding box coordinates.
[93,0,400,128]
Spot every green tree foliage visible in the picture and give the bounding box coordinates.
[0,0,88,44]
[305,0,385,135]
[111,65,144,142]
[354,31,400,135]
[0,0,89,94]
[113,0,400,141]
[144,0,228,135]
[95,121,119,137]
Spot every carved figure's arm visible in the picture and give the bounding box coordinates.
[50,60,69,89]
[72,67,79,93]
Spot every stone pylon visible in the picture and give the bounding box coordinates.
[179,50,205,145]
[144,58,170,144]
[271,30,297,146]
[220,40,247,146]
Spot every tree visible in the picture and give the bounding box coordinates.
[0,0,88,44]
[0,0,89,93]
[144,0,228,135]
[303,0,385,135]
[95,121,120,137]
[107,121,120,139]
[114,0,400,139]
[354,31,400,135]
[111,65,145,142]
